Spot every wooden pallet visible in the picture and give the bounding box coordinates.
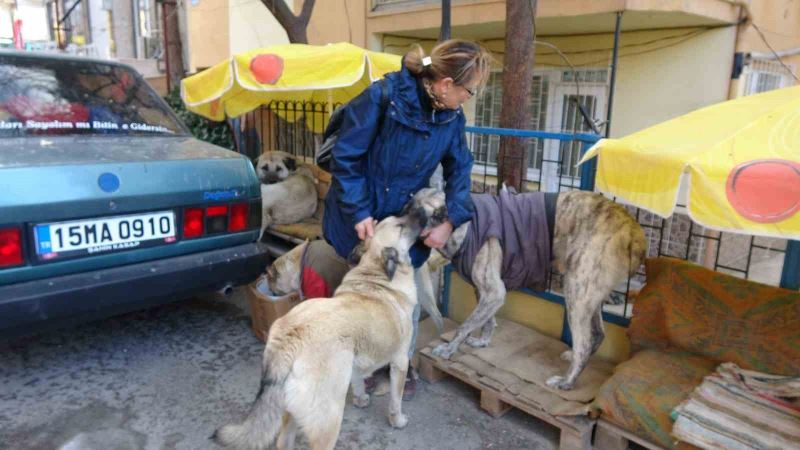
[418,352,595,450]
[594,419,668,450]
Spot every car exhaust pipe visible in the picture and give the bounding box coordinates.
[217,283,235,298]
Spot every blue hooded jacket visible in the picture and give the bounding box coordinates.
[323,63,475,267]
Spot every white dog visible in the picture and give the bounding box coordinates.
[213,210,428,450]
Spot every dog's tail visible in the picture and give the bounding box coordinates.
[627,223,647,276]
[212,348,291,449]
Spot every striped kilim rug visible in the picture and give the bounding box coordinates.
[672,362,800,449]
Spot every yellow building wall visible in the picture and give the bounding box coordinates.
[304,0,368,47]
[146,75,168,96]
[229,0,290,54]
[187,0,292,72]
[737,0,800,55]
[447,271,630,364]
[611,26,736,137]
[364,0,739,42]
[383,26,736,138]
[187,0,231,71]
[727,1,800,96]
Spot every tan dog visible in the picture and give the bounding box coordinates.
[410,187,647,391]
[254,151,297,184]
[255,151,318,239]
[213,210,428,450]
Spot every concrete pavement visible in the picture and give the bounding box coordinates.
[0,292,558,450]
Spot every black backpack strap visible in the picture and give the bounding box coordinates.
[379,79,391,110]
[317,79,392,170]
[375,78,392,132]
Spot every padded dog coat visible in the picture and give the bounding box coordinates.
[453,190,553,291]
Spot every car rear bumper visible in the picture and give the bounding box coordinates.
[0,242,270,338]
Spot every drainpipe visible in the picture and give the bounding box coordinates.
[54,0,62,48]
[726,3,747,100]
[132,0,140,58]
[604,11,622,138]
[439,0,451,41]
[582,11,621,191]
[161,0,171,93]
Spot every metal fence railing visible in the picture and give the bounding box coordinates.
[463,126,798,322]
[241,101,338,162]
[243,103,799,324]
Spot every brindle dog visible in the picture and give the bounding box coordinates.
[410,187,647,390]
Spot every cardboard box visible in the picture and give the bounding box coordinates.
[246,275,301,342]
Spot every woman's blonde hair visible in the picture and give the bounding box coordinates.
[404,39,493,93]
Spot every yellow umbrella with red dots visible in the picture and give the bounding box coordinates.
[180,42,401,132]
[579,85,800,240]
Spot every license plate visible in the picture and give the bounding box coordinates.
[34,211,177,261]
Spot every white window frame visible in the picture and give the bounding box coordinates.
[542,82,608,191]
[470,69,552,181]
[739,59,796,97]
[469,68,609,189]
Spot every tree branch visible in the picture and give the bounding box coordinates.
[260,0,316,43]
[298,0,316,27]
[261,0,295,25]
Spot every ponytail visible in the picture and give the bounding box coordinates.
[403,39,493,93]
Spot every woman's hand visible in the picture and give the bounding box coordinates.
[355,216,377,240]
[421,220,453,249]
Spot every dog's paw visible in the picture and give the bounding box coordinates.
[353,393,370,408]
[389,412,408,429]
[465,336,490,348]
[546,375,574,391]
[560,350,573,362]
[431,343,456,359]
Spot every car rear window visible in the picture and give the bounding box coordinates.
[0,55,187,136]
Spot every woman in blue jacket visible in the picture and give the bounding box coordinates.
[324,39,491,266]
[321,39,492,399]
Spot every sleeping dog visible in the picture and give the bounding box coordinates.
[254,151,318,239]
[410,186,647,390]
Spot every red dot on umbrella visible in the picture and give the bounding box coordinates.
[250,54,284,85]
[726,159,800,223]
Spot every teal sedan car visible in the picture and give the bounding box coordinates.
[0,52,269,337]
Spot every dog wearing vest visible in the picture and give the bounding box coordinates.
[409,186,646,390]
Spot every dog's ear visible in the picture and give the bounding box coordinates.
[381,247,399,281]
[400,199,413,216]
[347,242,366,266]
[283,157,297,172]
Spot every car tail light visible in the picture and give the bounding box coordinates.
[0,227,23,267]
[206,205,228,217]
[205,205,229,234]
[229,203,249,232]
[183,208,204,239]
